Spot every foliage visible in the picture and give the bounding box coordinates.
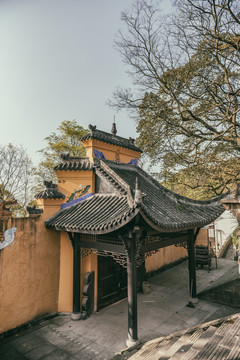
[36,120,87,186]
[231,228,239,247]
[111,0,240,198]
[0,144,35,215]
[161,155,240,199]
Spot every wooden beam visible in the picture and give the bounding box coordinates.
[141,234,188,253]
[78,239,126,254]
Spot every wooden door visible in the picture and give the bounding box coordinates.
[97,256,127,309]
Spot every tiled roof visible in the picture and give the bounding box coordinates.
[46,193,138,234]
[54,154,93,171]
[80,124,142,153]
[36,181,65,200]
[97,160,225,232]
[130,313,240,360]
[46,159,225,234]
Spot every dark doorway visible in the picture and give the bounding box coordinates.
[97,256,127,309]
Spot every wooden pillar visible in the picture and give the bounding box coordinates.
[187,229,197,300]
[69,233,81,320]
[126,236,140,347]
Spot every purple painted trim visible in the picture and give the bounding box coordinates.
[61,193,93,209]
[94,149,106,160]
[128,158,137,166]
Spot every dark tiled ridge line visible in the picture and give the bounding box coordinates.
[80,128,143,153]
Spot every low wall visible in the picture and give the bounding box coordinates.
[0,215,60,334]
[145,245,188,273]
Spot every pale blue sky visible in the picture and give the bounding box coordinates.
[0,0,171,164]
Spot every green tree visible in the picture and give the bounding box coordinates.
[36,120,87,186]
[161,155,240,199]
[111,0,240,198]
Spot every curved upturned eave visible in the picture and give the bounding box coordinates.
[46,208,139,235]
[139,202,224,233]
[101,160,226,231]
[45,193,140,235]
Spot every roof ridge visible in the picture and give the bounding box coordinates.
[87,127,134,142]
[128,164,226,206]
[35,181,65,200]
[99,160,135,208]
[54,155,93,171]
[60,153,90,160]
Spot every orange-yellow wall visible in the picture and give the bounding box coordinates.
[57,232,73,312]
[81,251,98,312]
[195,228,208,247]
[0,212,60,334]
[55,167,98,313]
[56,170,95,201]
[145,245,188,273]
[83,139,141,164]
[58,232,98,313]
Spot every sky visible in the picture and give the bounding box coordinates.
[0,0,172,165]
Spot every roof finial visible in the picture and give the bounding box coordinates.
[111,116,117,136]
[134,177,142,205]
[88,124,96,136]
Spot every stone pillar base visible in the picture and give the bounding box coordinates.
[71,312,81,321]
[126,338,140,348]
[192,297,199,304]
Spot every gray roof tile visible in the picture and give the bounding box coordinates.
[46,193,138,234]
[54,154,93,171]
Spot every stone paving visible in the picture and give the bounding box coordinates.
[0,258,239,360]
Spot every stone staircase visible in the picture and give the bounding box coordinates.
[217,235,233,259]
[128,314,240,360]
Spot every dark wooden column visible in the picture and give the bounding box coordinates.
[187,229,197,299]
[125,234,140,347]
[69,233,81,320]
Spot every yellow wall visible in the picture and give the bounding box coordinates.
[58,232,98,312]
[56,170,95,201]
[0,213,60,334]
[55,167,98,312]
[145,245,188,273]
[81,252,98,312]
[58,232,73,312]
[82,139,141,164]
[58,232,98,313]
[195,228,208,247]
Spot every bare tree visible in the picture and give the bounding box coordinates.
[111,0,240,197]
[0,144,35,213]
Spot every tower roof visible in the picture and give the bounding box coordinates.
[36,181,65,200]
[80,124,142,153]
